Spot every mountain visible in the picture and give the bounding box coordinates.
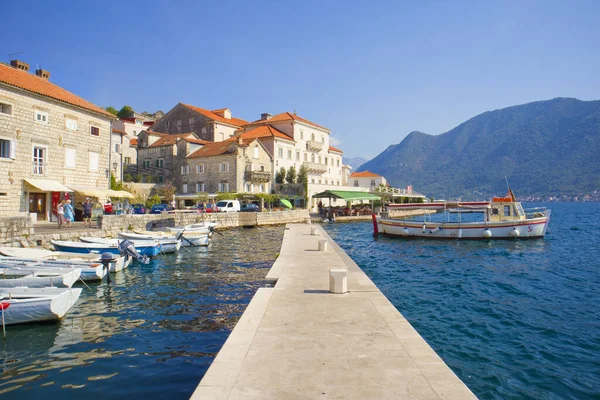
[358,98,600,198]
[343,156,368,171]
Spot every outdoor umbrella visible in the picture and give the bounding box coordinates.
[280,199,293,209]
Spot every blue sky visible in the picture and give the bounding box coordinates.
[2,0,599,158]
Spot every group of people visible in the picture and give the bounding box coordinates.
[56,198,94,228]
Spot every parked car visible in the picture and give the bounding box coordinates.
[197,203,219,213]
[216,200,241,213]
[240,203,260,212]
[131,204,146,214]
[150,203,173,214]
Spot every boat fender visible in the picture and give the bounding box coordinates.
[457,229,463,239]
[402,228,409,236]
[511,228,520,238]
[483,229,492,238]
[422,224,427,233]
[430,227,441,234]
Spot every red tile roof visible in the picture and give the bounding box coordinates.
[235,125,294,142]
[244,112,329,131]
[187,138,247,158]
[130,138,138,146]
[328,145,343,153]
[181,103,248,127]
[0,62,114,118]
[350,171,382,178]
[148,133,199,148]
[112,128,125,134]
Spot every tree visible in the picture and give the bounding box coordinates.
[286,165,297,184]
[117,105,134,119]
[297,165,308,184]
[105,106,118,116]
[145,194,161,209]
[110,172,123,190]
[275,167,286,184]
[156,180,176,200]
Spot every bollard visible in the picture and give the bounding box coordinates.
[318,239,328,251]
[311,226,319,236]
[329,269,347,294]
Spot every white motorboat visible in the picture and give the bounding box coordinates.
[0,267,81,288]
[0,247,128,272]
[0,287,82,325]
[0,257,105,281]
[51,239,161,258]
[165,222,217,236]
[79,237,182,254]
[120,231,210,247]
[376,190,551,240]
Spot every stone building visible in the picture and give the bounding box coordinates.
[176,137,273,205]
[150,103,247,142]
[349,171,387,189]
[111,116,154,180]
[0,60,114,221]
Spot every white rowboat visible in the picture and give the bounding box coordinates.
[0,287,82,325]
[0,268,81,288]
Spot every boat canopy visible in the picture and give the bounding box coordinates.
[312,190,380,201]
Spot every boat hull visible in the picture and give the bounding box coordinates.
[119,232,208,247]
[79,237,180,254]
[0,287,82,325]
[378,212,550,239]
[0,257,105,281]
[0,268,81,288]
[51,240,161,257]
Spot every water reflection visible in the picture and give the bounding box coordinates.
[0,225,284,399]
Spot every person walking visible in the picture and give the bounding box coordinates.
[57,200,65,228]
[63,199,75,228]
[82,198,93,228]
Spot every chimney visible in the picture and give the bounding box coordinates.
[35,69,51,80]
[10,60,30,72]
[261,113,272,121]
[237,136,244,145]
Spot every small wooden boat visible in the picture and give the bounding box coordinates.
[0,287,82,325]
[0,267,81,288]
[0,247,128,272]
[376,190,551,240]
[0,257,105,281]
[51,240,161,258]
[120,231,210,247]
[79,237,181,254]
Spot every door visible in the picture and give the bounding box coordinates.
[29,193,47,221]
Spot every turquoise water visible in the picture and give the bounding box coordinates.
[0,226,283,399]
[324,203,600,400]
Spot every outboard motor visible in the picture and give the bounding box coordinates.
[101,252,115,284]
[118,239,150,264]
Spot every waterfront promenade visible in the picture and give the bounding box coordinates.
[192,223,476,399]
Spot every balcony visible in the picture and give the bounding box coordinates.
[303,162,327,173]
[245,170,272,182]
[32,162,46,175]
[306,140,323,151]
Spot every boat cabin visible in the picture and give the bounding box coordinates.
[487,197,526,222]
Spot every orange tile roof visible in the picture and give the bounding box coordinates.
[112,128,125,134]
[328,145,343,153]
[0,62,114,118]
[235,125,294,142]
[244,112,329,131]
[349,171,382,178]
[130,138,138,146]
[187,138,247,158]
[181,103,248,127]
[148,133,198,148]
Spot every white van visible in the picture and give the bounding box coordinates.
[215,200,241,213]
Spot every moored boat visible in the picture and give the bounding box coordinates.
[0,287,82,325]
[0,247,128,272]
[376,190,551,239]
[120,231,210,247]
[79,236,181,254]
[51,240,161,258]
[0,258,105,281]
[0,267,81,288]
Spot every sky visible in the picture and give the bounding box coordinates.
[2,0,599,159]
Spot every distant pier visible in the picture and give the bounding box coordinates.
[192,223,476,399]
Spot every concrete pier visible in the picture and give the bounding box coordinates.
[192,224,476,399]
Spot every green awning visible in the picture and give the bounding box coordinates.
[312,190,380,201]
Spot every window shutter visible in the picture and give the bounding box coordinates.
[10,140,16,159]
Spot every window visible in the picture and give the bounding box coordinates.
[90,126,100,136]
[337,159,340,167]
[89,151,99,171]
[218,182,229,192]
[133,130,137,136]
[311,153,315,163]
[504,205,511,216]
[354,180,359,187]
[196,182,206,192]
[65,118,77,131]
[278,148,283,158]
[189,117,194,124]
[296,151,300,161]
[259,184,264,192]
[156,176,164,184]
[0,139,16,159]
[202,127,207,135]
[35,110,48,124]
[156,158,164,168]
[143,159,150,168]
[287,149,292,160]
[124,156,131,164]
[182,184,188,194]
[181,165,190,175]
[304,153,308,161]
[219,132,225,141]
[166,121,170,128]
[254,147,259,159]
[245,183,251,192]
[321,136,325,144]
[371,180,376,187]
[175,120,182,127]
[300,130,304,140]
[65,148,76,168]
[219,162,229,173]
[32,146,46,175]
[319,156,322,164]
[0,102,12,116]
[324,157,328,165]
[196,164,205,174]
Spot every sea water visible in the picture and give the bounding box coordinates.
[324,202,600,400]
[0,225,284,399]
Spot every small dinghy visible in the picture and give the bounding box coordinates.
[120,231,210,247]
[0,287,82,325]
[51,240,160,258]
[79,237,181,254]
[0,247,128,272]
[0,267,81,288]
[0,258,105,281]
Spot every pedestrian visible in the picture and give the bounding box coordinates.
[57,200,65,228]
[63,199,75,228]
[82,198,93,228]
[318,200,323,216]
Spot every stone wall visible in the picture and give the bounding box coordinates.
[0,214,34,245]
